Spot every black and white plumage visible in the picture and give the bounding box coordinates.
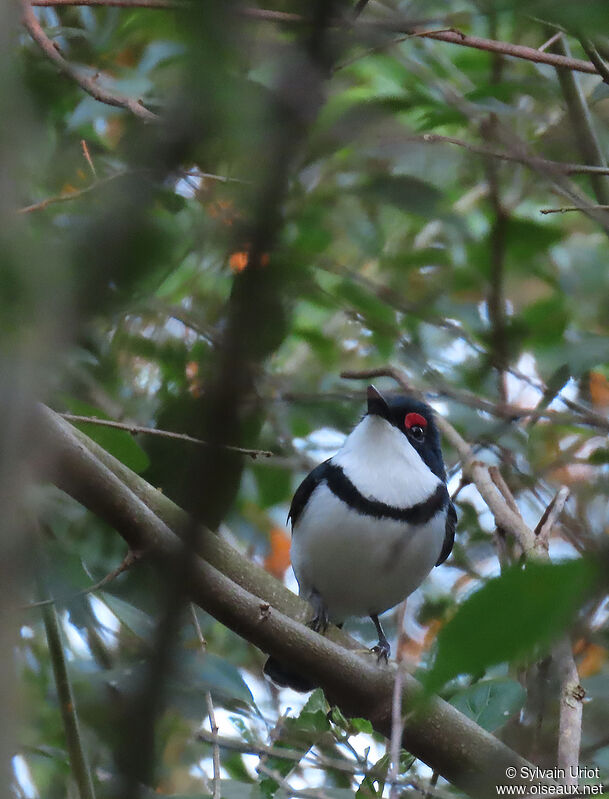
[264,385,456,691]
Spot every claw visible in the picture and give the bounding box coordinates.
[370,613,390,664]
[371,639,391,663]
[308,589,329,634]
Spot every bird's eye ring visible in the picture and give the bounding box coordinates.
[404,412,427,440]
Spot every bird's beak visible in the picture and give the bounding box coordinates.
[367,384,389,416]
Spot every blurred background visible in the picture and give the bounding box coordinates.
[4,0,609,796]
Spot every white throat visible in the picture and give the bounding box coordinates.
[332,414,441,508]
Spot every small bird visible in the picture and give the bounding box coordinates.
[264,385,456,691]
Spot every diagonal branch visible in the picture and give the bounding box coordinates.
[35,402,548,799]
[21,0,158,121]
[27,2,602,76]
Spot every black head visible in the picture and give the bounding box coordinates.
[366,385,447,482]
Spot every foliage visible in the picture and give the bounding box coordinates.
[6,0,609,797]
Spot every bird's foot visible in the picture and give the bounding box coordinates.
[370,637,390,664]
[308,590,329,634]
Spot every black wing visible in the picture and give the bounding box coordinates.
[288,460,330,530]
[435,500,457,566]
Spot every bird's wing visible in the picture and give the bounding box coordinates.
[435,500,457,566]
[288,460,330,530]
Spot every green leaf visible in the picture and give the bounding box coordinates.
[349,717,373,734]
[360,175,443,218]
[450,679,526,731]
[254,464,291,508]
[59,397,150,474]
[424,559,598,693]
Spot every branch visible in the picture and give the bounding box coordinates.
[415,133,609,176]
[35,403,546,799]
[18,173,128,214]
[32,0,174,5]
[60,412,274,459]
[26,2,602,76]
[21,0,158,122]
[552,36,609,205]
[540,204,609,214]
[41,587,96,799]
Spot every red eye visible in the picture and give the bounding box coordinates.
[404,412,427,430]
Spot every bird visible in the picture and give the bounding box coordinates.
[264,384,456,692]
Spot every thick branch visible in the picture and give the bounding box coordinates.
[35,403,544,799]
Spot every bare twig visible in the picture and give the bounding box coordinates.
[24,549,140,610]
[553,37,609,206]
[540,204,609,214]
[60,412,274,459]
[581,39,609,87]
[488,467,521,517]
[190,605,221,799]
[21,0,158,121]
[41,588,96,799]
[414,133,609,176]
[32,0,175,8]
[18,172,128,214]
[538,32,562,52]
[534,487,570,554]
[388,600,408,799]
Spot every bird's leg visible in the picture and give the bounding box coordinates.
[370,614,390,663]
[308,589,329,634]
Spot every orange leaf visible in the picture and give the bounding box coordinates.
[229,251,249,273]
[264,527,291,579]
[578,642,607,678]
[590,371,609,409]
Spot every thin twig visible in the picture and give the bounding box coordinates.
[581,39,609,87]
[534,487,570,555]
[538,32,562,52]
[553,36,609,206]
[190,605,221,799]
[60,412,274,459]
[415,133,609,175]
[41,587,96,799]
[18,172,127,214]
[489,467,521,517]
[32,0,174,5]
[540,204,609,214]
[388,600,408,799]
[21,0,158,121]
[24,550,140,610]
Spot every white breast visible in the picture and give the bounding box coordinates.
[332,415,440,507]
[291,484,446,621]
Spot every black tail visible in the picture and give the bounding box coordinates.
[263,656,317,693]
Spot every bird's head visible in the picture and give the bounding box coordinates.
[365,384,447,481]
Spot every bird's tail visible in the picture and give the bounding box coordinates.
[263,656,317,693]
